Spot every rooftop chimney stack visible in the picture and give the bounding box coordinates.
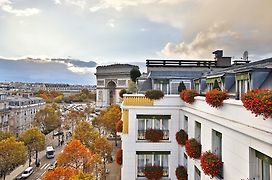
[212,50,231,67]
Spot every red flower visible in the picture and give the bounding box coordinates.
[241,89,272,119]
[115,148,122,165]
[185,138,201,159]
[145,129,164,142]
[180,90,199,104]
[205,89,228,108]
[144,165,163,179]
[176,129,188,146]
[200,151,222,178]
[175,165,187,180]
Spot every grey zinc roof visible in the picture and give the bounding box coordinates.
[148,71,203,79]
[139,78,152,92]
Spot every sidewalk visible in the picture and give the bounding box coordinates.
[106,140,121,180]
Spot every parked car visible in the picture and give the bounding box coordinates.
[21,167,33,178]
[48,161,57,170]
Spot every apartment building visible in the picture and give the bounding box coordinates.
[7,94,45,136]
[0,92,10,132]
[120,55,272,180]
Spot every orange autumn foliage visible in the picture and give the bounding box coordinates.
[57,139,93,171]
[43,167,79,180]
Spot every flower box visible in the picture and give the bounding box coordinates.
[176,129,188,146]
[175,165,187,180]
[205,89,228,108]
[145,129,164,142]
[241,89,272,119]
[185,138,201,159]
[200,151,222,178]
[115,148,122,165]
[145,90,164,100]
[180,90,198,104]
[144,165,163,179]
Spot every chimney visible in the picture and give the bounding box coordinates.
[213,50,231,67]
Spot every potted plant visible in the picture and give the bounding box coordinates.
[241,89,272,119]
[115,148,122,165]
[185,138,201,159]
[205,89,228,108]
[200,151,222,178]
[176,129,188,146]
[145,90,164,100]
[119,89,127,98]
[144,165,163,179]
[175,165,187,180]
[180,90,198,104]
[145,129,164,142]
[116,120,123,133]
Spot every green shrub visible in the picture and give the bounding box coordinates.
[145,90,164,100]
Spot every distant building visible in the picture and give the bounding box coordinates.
[0,92,10,132]
[120,52,272,180]
[95,64,138,107]
[7,94,45,136]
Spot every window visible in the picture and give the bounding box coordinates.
[137,152,170,177]
[184,153,188,169]
[154,79,169,94]
[194,166,201,180]
[250,149,272,180]
[184,116,188,133]
[212,130,222,160]
[195,121,201,143]
[137,115,170,141]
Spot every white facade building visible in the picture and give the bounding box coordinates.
[121,94,272,180]
[0,92,10,132]
[120,56,272,180]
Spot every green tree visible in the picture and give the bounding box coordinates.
[34,104,61,134]
[119,89,127,98]
[128,80,137,93]
[73,121,99,150]
[178,81,187,93]
[0,137,27,180]
[130,67,141,82]
[213,79,221,91]
[19,128,45,167]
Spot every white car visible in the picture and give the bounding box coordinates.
[21,167,33,178]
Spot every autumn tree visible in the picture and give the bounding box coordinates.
[102,105,122,146]
[93,136,112,179]
[0,137,27,180]
[0,131,15,141]
[66,110,85,133]
[70,171,94,180]
[19,128,45,167]
[91,110,106,134]
[73,121,99,150]
[43,167,79,180]
[57,139,93,172]
[83,104,95,121]
[34,104,61,134]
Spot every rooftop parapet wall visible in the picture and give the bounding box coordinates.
[183,96,272,145]
[123,94,184,107]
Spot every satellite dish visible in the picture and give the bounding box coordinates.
[243,51,248,61]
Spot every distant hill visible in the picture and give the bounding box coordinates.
[0,58,97,85]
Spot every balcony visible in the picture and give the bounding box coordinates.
[138,130,169,141]
[137,166,169,177]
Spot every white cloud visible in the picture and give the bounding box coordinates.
[64,0,86,9]
[54,0,62,5]
[106,19,115,28]
[161,22,239,59]
[0,0,40,16]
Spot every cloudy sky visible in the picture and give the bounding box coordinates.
[0,0,271,84]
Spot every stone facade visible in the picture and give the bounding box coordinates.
[95,64,138,107]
